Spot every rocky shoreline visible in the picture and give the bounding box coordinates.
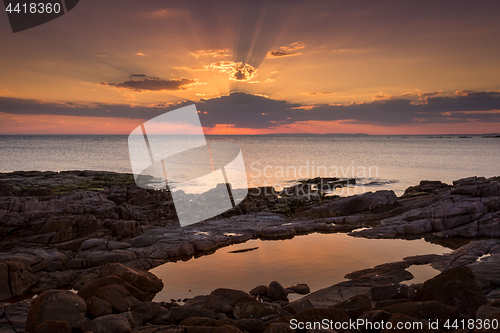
[1,171,500,332]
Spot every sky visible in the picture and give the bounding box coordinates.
[0,0,499,135]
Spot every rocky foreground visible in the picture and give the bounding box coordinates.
[1,171,500,332]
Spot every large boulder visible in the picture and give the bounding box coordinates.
[34,320,71,333]
[413,266,486,318]
[26,290,86,333]
[85,296,113,318]
[94,284,141,313]
[204,288,252,313]
[91,314,132,333]
[101,263,163,298]
[267,281,288,301]
[169,305,219,324]
[328,190,399,216]
[77,276,146,301]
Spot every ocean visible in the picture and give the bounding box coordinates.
[1,134,499,195]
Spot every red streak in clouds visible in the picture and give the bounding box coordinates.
[1,113,497,135]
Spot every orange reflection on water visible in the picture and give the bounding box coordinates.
[151,232,447,302]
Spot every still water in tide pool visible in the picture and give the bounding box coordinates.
[151,232,450,302]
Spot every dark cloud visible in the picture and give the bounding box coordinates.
[101,78,197,92]
[130,74,146,77]
[267,51,298,58]
[1,91,499,129]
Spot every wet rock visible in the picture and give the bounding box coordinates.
[331,294,373,319]
[413,266,486,318]
[85,296,113,319]
[204,289,252,313]
[370,284,411,301]
[26,290,86,333]
[34,320,71,333]
[267,281,288,301]
[233,300,281,319]
[286,283,311,295]
[91,314,132,333]
[94,284,141,313]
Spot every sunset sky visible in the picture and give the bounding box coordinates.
[1,0,499,134]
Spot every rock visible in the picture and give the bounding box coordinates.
[4,300,31,333]
[286,283,311,295]
[5,261,37,298]
[78,276,146,301]
[267,281,288,301]
[283,299,315,315]
[213,325,243,333]
[179,316,218,326]
[101,263,163,296]
[94,284,141,313]
[235,318,266,333]
[80,238,107,251]
[383,301,461,330]
[293,308,350,332]
[26,290,86,333]
[249,285,268,296]
[413,266,486,318]
[375,299,411,310]
[221,305,233,314]
[169,305,219,324]
[370,284,411,301]
[130,302,162,322]
[204,289,252,313]
[476,305,500,320]
[34,320,71,333]
[85,296,113,319]
[0,263,12,301]
[91,314,132,333]
[233,300,281,319]
[264,322,295,332]
[357,310,392,333]
[327,190,399,217]
[381,313,437,333]
[331,294,373,319]
[147,307,170,325]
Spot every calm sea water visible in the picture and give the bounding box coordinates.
[1,134,496,300]
[1,135,499,195]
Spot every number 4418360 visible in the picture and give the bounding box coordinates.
[5,2,61,14]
